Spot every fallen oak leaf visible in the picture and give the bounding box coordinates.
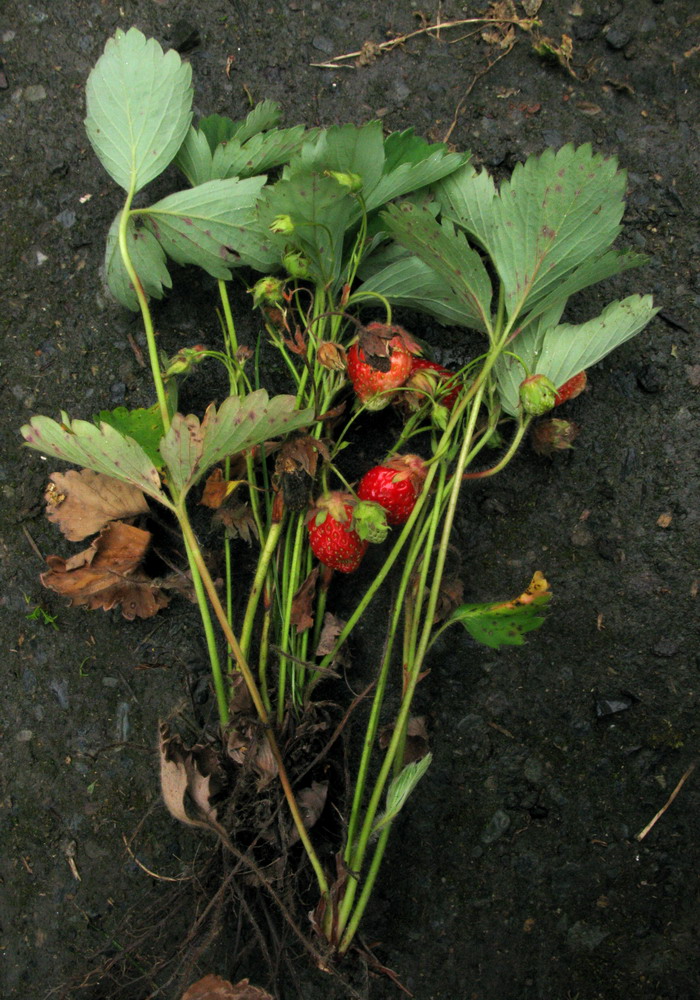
[45,468,149,542]
[41,521,169,620]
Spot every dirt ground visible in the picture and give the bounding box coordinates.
[1,1,699,998]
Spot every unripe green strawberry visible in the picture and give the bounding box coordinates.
[307,492,368,573]
[346,322,420,410]
[405,358,462,411]
[357,454,427,526]
[519,374,557,415]
[554,371,587,406]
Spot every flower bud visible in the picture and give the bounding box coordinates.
[530,418,580,457]
[163,344,207,377]
[282,250,311,279]
[325,169,363,193]
[269,214,295,234]
[317,341,347,372]
[251,276,285,307]
[519,374,557,416]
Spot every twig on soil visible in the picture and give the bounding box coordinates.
[442,40,517,143]
[635,761,696,841]
[22,525,44,562]
[310,15,536,69]
[122,834,194,882]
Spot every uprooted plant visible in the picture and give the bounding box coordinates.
[21,26,658,989]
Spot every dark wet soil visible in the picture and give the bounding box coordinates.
[2,1,699,998]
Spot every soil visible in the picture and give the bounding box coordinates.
[1,1,699,998]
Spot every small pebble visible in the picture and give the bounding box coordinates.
[23,84,47,102]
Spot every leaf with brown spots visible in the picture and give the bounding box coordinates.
[45,469,149,542]
[41,521,169,620]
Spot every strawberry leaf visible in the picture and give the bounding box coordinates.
[140,177,274,277]
[358,251,480,326]
[21,414,168,504]
[160,390,314,496]
[84,27,192,195]
[433,160,497,251]
[366,130,469,212]
[491,144,628,324]
[95,403,167,467]
[105,210,172,311]
[381,201,492,333]
[447,572,551,649]
[210,126,309,179]
[173,126,214,187]
[496,294,659,415]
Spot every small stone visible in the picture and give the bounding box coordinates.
[55,209,76,229]
[102,677,119,688]
[481,809,511,844]
[567,920,609,952]
[23,84,47,102]
[312,36,334,54]
[17,730,34,742]
[605,26,632,49]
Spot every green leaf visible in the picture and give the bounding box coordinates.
[199,112,240,152]
[95,404,166,467]
[496,294,658,415]
[105,210,172,311]
[365,131,469,212]
[140,177,271,278]
[21,414,168,504]
[298,122,386,198]
[448,574,551,649]
[232,99,282,143]
[211,126,310,179]
[491,144,627,323]
[258,170,357,284]
[84,27,193,195]
[358,252,481,327]
[433,160,497,251]
[382,202,492,332]
[159,390,314,496]
[173,125,214,187]
[372,754,433,836]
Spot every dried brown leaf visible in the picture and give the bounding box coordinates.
[214,502,258,545]
[380,716,430,764]
[159,724,220,827]
[45,469,149,542]
[200,467,245,509]
[41,521,169,620]
[290,567,319,633]
[289,781,328,845]
[314,612,346,657]
[181,974,274,1000]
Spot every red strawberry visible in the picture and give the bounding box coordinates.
[307,492,368,573]
[554,371,587,406]
[406,357,462,411]
[357,454,427,526]
[346,322,419,410]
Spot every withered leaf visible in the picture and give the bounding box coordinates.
[275,435,329,480]
[290,567,319,633]
[159,724,221,827]
[380,716,430,764]
[181,975,274,1000]
[200,467,245,510]
[214,503,258,545]
[41,521,169,620]
[45,469,149,542]
[314,612,347,657]
[289,780,328,845]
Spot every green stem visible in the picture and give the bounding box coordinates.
[240,519,285,663]
[117,203,169,431]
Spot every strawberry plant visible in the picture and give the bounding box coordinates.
[19,25,658,985]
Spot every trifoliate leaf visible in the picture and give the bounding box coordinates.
[21,414,168,504]
[447,572,551,648]
[84,27,192,195]
[105,210,172,311]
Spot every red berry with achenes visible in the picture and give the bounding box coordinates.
[357,454,427,526]
[307,492,368,573]
[407,357,461,411]
[346,322,420,410]
[554,371,587,406]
